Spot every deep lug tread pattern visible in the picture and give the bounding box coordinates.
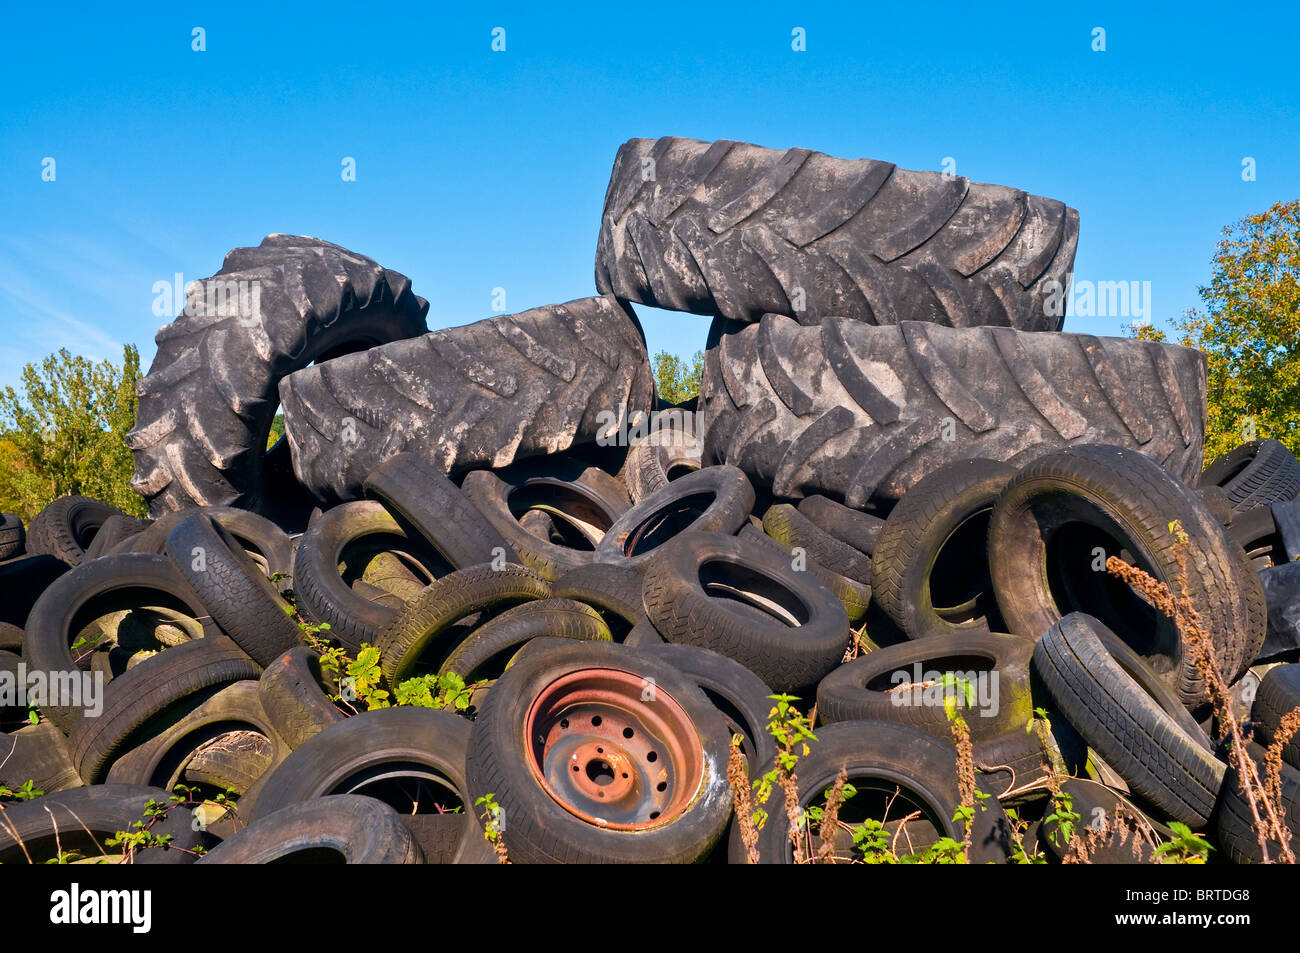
[699,314,1207,506]
[281,295,652,504]
[596,136,1078,330]
[129,235,430,520]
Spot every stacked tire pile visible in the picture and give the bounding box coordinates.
[3,138,1299,864]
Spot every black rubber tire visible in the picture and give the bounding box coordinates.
[761,503,872,586]
[293,500,453,653]
[1039,778,1161,862]
[376,564,552,684]
[461,457,630,581]
[179,729,276,793]
[795,495,885,557]
[249,706,490,863]
[197,795,424,864]
[128,235,430,522]
[362,452,514,569]
[0,650,26,731]
[70,636,262,783]
[1251,663,1300,771]
[165,514,301,666]
[27,496,125,566]
[1227,505,1287,570]
[1198,485,1234,526]
[699,314,1207,506]
[82,515,150,561]
[870,458,1017,637]
[1201,439,1300,514]
[0,784,204,864]
[0,721,82,795]
[102,680,283,792]
[1212,741,1299,864]
[593,466,755,573]
[0,554,69,630]
[1032,613,1224,827]
[257,646,346,750]
[622,417,704,503]
[623,618,665,647]
[740,523,872,623]
[0,623,20,653]
[638,642,778,775]
[465,638,734,864]
[816,631,1035,741]
[439,598,612,681]
[740,720,1012,864]
[552,562,648,630]
[280,295,653,504]
[402,814,475,864]
[642,532,850,691]
[595,136,1077,330]
[125,506,294,582]
[0,512,26,560]
[22,552,223,730]
[988,444,1266,705]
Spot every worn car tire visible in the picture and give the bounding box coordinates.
[1032,613,1225,827]
[103,680,285,793]
[1251,663,1300,771]
[989,444,1266,704]
[638,642,778,774]
[1212,742,1299,864]
[27,496,125,567]
[70,637,261,784]
[439,598,612,681]
[795,495,884,557]
[377,564,551,683]
[816,631,1035,741]
[870,458,1017,637]
[642,532,849,691]
[249,706,490,863]
[198,795,424,864]
[552,562,648,631]
[622,417,705,503]
[0,512,24,561]
[0,784,204,864]
[23,552,223,730]
[1200,439,1300,515]
[165,514,301,666]
[293,500,452,652]
[739,524,871,624]
[257,646,346,750]
[461,457,630,581]
[740,720,1012,864]
[465,638,733,863]
[593,466,755,574]
[362,452,514,569]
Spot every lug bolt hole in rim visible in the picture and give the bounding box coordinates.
[525,668,705,830]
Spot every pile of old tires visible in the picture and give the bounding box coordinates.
[3,138,1299,865]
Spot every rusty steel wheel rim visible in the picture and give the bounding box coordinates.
[524,667,704,830]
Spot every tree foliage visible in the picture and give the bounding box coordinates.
[1129,200,1300,464]
[0,345,146,519]
[652,349,703,405]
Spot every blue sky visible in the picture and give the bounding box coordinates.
[1,2,1297,389]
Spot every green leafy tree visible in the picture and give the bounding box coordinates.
[1130,200,1300,463]
[0,345,145,519]
[652,350,703,405]
[267,412,285,450]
